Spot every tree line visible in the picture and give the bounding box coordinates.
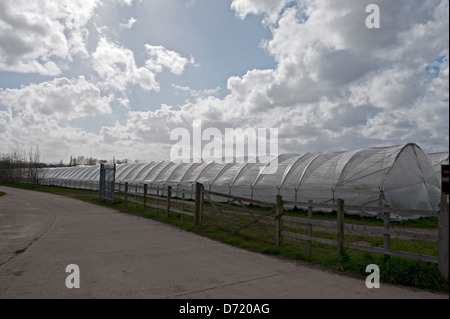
[0,146,43,184]
[68,156,130,167]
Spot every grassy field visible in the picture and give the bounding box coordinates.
[1,183,448,293]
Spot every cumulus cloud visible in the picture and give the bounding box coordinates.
[1,115,108,162]
[0,93,111,161]
[231,0,290,25]
[228,0,448,110]
[92,38,192,93]
[92,37,159,92]
[92,0,448,160]
[0,0,101,75]
[0,109,12,134]
[223,0,449,151]
[172,84,222,102]
[144,45,191,75]
[0,77,113,120]
[99,107,194,161]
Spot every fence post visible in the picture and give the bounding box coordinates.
[134,184,138,210]
[307,200,313,256]
[439,194,449,280]
[166,186,172,217]
[181,190,185,222]
[143,184,147,211]
[384,205,391,251]
[200,186,204,224]
[195,182,204,226]
[156,186,159,215]
[275,195,284,247]
[337,198,345,255]
[124,182,128,205]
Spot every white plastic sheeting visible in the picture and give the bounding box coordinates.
[428,152,449,181]
[39,143,442,212]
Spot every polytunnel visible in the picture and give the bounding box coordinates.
[39,143,442,213]
[428,151,449,181]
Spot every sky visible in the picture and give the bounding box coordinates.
[0,0,448,163]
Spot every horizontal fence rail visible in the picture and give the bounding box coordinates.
[277,198,443,265]
[114,182,197,221]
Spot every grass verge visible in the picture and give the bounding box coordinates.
[1,183,448,293]
[0,191,5,197]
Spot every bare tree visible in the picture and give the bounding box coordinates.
[86,157,98,166]
[0,145,46,185]
[27,145,41,184]
[0,150,26,183]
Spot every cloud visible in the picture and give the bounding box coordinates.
[99,107,190,161]
[0,99,108,161]
[223,0,449,148]
[120,17,137,29]
[177,1,448,154]
[0,109,12,134]
[0,0,101,75]
[92,38,192,93]
[144,45,191,75]
[349,67,424,109]
[117,97,131,109]
[0,76,113,120]
[92,37,159,92]
[110,0,136,6]
[231,0,290,25]
[92,0,448,160]
[172,84,222,101]
[3,118,108,162]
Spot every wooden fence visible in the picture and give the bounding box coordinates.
[278,198,442,264]
[111,181,448,279]
[114,182,198,222]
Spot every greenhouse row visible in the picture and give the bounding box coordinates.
[39,143,448,215]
